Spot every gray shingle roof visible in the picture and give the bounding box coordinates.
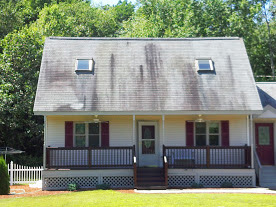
[33,37,263,114]
[257,83,276,109]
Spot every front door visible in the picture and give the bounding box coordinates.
[138,122,159,167]
[255,123,274,165]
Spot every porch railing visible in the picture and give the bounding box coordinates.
[46,146,135,169]
[163,145,251,169]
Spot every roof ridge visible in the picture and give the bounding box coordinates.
[47,36,241,41]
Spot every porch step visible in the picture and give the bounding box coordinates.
[136,186,167,190]
[259,166,276,188]
[136,167,166,189]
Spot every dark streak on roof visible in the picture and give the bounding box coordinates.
[257,83,276,109]
[34,37,263,113]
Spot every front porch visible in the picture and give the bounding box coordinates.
[42,114,255,190]
[43,145,253,190]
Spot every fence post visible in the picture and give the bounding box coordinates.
[10,161,13,186]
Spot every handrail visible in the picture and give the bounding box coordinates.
[254,150,262,169]
[163,145,251,169]
[46,146,134,169]
[254,151,262,179]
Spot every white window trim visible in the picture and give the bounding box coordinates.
[73,122,101,147]
[75,59,93,72]
[194,121,221,146]
[195,59,214,71]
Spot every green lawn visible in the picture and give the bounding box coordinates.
[1,190,276,207]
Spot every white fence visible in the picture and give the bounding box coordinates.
[8,161,43,185]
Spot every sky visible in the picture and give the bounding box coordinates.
[91,0,136,6]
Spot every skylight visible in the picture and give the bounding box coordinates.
[76,59,93,71]
[196,59,214,71]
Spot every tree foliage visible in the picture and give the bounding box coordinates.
[0,156,10,195]
[0,0,274,165]
[0,0,135,164]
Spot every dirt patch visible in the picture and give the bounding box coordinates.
[117,190,136,194]
[0,185,70,199]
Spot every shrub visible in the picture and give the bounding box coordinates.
[96,184,111,190]
[67,183,79,191]
[191,182,204,188]
[0,156,10,195]
[220,182,233,188]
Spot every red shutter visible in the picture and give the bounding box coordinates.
[186,121,194,146]
[221,121,230,146]
[101,122,109,147]
[65,121,73,147]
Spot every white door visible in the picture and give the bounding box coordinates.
[138,122,159,167]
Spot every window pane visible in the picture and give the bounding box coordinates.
[209,122,219,133]
[89,123,99,134]
[75,136,86,147]
[77,60,90,70]
[142,126,155,140]
[195,122,206,134]
[258,126,270,145]
[142,140,155,154]
[196,135,206,146]
[89,135,99,147]
[75,123,85,134]
[209,135,219,146]
[198,60,211,70]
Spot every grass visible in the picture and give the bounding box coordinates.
[1,190,276,207]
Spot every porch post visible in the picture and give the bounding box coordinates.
[162,115,165,146]
[247,115,250,146]
[250,114,254,169]
[43,116,47,169]
[133,115,136,145]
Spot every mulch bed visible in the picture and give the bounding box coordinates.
[0,185,70,199]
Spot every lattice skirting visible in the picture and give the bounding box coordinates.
[168,175,196,187]
[102,176,134,188]
[43,176,134,190]
[199,175,253,187]
[44,176,98,190]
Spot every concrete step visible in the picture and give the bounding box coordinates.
[136,185,167,190]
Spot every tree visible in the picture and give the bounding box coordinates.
[0,1,130,164]
[0,156,10,195]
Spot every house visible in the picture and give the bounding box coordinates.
[254,82,276,188]
[33,37,263,190]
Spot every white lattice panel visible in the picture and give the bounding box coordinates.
[168,175,196,187]
[102,176,134,187]
[199,176,253,187]
[44,176,98,189]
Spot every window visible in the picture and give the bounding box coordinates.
[75,59,93,71]
[74,123,100,147]
[196,59,214,71]
[195,122,220,146]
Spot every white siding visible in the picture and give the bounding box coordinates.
[46,115,133,147]
[163,115,248,146]
[46,115,248,147]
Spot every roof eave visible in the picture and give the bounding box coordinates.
[33,110,264,116]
